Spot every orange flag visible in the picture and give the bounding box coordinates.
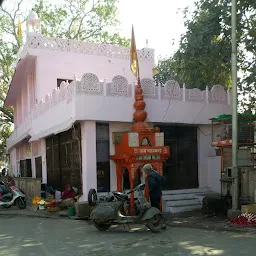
[130,25,140,79]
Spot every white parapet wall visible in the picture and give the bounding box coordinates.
[7,73,231,151]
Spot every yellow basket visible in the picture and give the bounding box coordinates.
[47,206,60,212]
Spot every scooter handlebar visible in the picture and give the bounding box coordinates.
[127,184,146,194]
[127,190,134,194]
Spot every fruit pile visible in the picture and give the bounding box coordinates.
[47,200,58,207]
[229,213,256,227]
[32,196,42,205]
[32,196,58,206]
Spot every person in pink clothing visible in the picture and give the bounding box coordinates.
[58,184,78,208]
[61,184,77,200]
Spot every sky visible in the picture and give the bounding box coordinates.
[5,0,196,61]
[116,0,196,61]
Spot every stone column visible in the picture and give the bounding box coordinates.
[41,139,47,184]
[80,121,97,202]
[31,155,36,178]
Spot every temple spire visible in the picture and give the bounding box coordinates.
[132,78,154,132]
[130,26,155,132]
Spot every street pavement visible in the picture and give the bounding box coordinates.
[0,216,256,256]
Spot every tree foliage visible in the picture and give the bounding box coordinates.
[156,0,256,112]
[0,0,129,164]
[34,0,129,46]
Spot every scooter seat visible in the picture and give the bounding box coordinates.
[113,192,128,201]
[2,193,13,199]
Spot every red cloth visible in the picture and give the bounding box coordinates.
[61,184,76,200]
[7,177,15,186]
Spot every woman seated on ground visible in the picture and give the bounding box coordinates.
[58,184,78,209]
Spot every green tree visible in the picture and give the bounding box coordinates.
[34,0,129,46]
[157,0,255,112]
[0,0,129,163]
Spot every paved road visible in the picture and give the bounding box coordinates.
[0,216,256,256]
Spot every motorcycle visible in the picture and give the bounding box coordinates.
[88,184,163,233]
[0,180,26,209]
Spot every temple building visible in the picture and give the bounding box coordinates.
[4,11,232,213]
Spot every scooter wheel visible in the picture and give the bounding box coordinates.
[146,214,162,233]
[17,198,26,209]
[94,222,111,231]
[1,197,12,208]
[88,188,97,206]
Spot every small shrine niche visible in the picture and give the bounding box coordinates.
[110,80,170,214]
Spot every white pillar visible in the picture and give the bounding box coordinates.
[41,139,47,184]
[206,86,209,103]
[31,142,36,178]
[80,121,97,201]
[182,83,186,102]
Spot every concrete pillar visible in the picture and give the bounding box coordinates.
[41,139,47,184]
[10,148,17,177]
[31,156,36,178]
[80,121,97,201]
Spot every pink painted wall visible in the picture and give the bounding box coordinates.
[28,73,36,109]
[28,48,154,101]
[17,145,24,160]
[22,86,28,119]
[32,140,41,157]
[13,72,35,128]
[16,142,32,160]
[16,98,22,126]
[13,105,17,128]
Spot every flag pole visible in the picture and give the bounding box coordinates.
[130,25,151,133]
[137,64,141,86]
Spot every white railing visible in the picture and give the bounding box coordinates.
[21,34,154,62]
[35,73,230,107]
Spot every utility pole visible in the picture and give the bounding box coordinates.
[231,0,239,212]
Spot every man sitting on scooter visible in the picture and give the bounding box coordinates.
[142,164,166,229]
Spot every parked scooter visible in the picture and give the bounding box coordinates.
[88,184,163,233]
[0,180,26,209]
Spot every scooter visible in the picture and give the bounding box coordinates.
[0,180,26,209]
[88,184,163,233]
